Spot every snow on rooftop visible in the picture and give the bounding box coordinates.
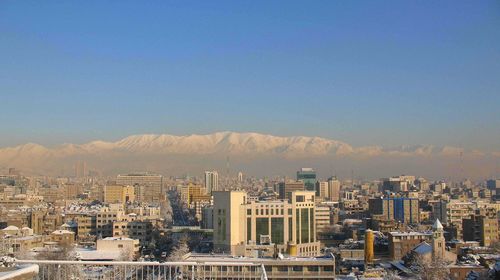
[102,237,134,241]
[2,225,19,231]
[51,229,74,235]
[186,253,333,262]
[390,231,432,236]
[413,242,432,255]
[76,249,121,261]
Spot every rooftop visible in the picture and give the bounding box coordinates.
[0,264,39,280]
[2,226,19,231]
[101,237,134,241]
[185,253,334,264]
[389,231,432,237]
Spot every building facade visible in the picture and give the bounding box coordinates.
[369,197,419,224]
[463,215,499,246]
[213,190,320,257]
[116,173,163,203]
[297,168,316,192]
[278,181,304,200]
[104,185,135,204]
[204,171,219,195]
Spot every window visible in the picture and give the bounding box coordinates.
[118,244,123,248]
[271,218,284,244]
[256,218,269,244]
[308,266,319,272]
[309,207,315,242]
[247,218,252,241]
[296,209,300,244]
[323,266,333,272]
[301,208,309,243]
[277,266,287,272]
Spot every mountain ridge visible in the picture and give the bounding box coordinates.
[0,131,496,159]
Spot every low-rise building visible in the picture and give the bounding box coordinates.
[96,237,140,260]
[49,229,75,245]
[388,231,432,260]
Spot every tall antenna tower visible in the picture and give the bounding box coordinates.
[459,151,464,181]
[226,155,230,188]
[351,169,354,187]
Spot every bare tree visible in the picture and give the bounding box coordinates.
[489,240,500,253]
[13,247,31,260]
[36,242,76,261]
[35,244,84,280]
[118,246,134,261]
[404,252,451,280]
[384,270,403,280]
[168,236,189,261]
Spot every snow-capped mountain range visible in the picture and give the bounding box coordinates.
[1,131,497,178]
[0,131,494,162]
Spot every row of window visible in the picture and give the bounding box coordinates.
[113,225,146,229]
[97,214,118,218]
[114,232,144,236]
[295,203,314,207]
[247,208,290,216]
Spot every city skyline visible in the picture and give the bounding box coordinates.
[2,2,500,279]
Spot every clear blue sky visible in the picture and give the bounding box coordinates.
[1,1,499,151]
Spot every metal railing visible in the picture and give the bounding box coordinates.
[11,259,268,280]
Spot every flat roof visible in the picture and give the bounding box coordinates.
[185,253,334,264]
[389,231,432,237]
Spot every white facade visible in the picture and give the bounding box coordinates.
[204,171,219,194]
[96,237,140,259]
[315,206,331,232]
[327,177,341,201]
[213,190,320,257]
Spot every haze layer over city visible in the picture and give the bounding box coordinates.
[0,1,499,280]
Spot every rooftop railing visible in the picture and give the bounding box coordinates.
[9,259,268,280]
